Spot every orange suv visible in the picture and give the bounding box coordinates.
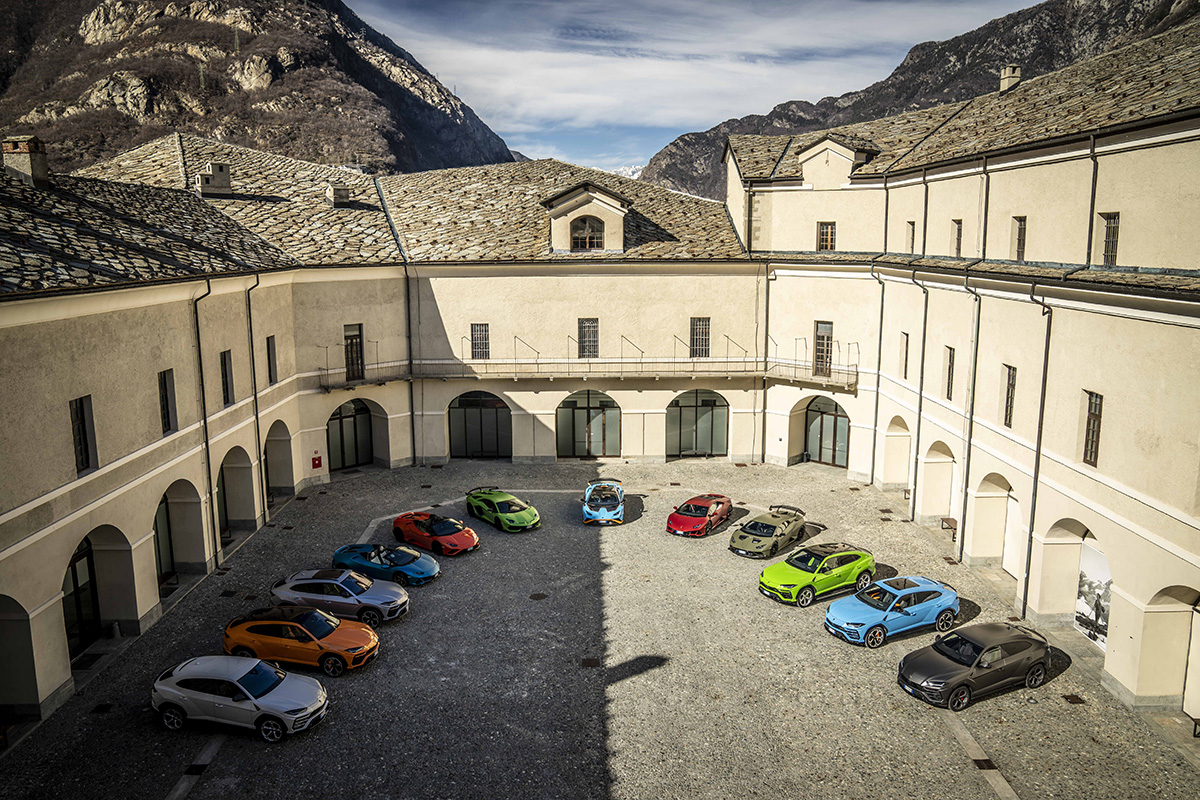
[223,606,379,677]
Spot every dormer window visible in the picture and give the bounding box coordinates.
[571,216,604,250]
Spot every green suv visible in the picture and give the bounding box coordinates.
[465,486,540,532]
[758,542,875,607]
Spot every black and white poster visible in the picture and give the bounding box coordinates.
[1074,541,1112,650]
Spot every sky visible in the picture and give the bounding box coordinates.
[347,0,1035,172]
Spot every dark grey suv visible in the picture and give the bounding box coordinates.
[897,622,1049,711]
[271,568,408,628]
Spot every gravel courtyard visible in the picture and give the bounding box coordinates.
[1,460,1198,800]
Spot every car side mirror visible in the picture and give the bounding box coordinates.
[673,506,678,511]
[979,660,991,669]
[232,692,247,703]
[296,632,312,643]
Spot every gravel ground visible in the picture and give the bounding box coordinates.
[1,460,1197,800]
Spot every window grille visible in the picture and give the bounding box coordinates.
[578,318,599,359]
[570,216,604,250]
[471,323,490,360]
[1013,217,1027,262]
[953,219,963,258]
[1083,391,1103,466]
[814,321,833,378]
[945,346,955,400]
[219,350,234,406]
[1101,212,1119,266]
[266,335,278,385]
[1003,365,1017,428]
[900,332,909,380]
[69,395,93,473]
[158,369,176,435]
[817,222,836,252]
[689,317,710,358]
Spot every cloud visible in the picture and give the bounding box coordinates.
[347,0,1032,165]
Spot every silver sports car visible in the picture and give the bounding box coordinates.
[270,568,408,627]
[151,655,327,743]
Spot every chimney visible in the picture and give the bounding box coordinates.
[194,161,232,197]
[1000,64,1022,92]
[3,135,50,188]
[326,182,351,208]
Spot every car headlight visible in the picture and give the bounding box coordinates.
[284,707,308,715]
[387,599,401,606]
[779,584,797,589]
[844,622,864,628]
[346,646,364,653]
[921,679,946,689]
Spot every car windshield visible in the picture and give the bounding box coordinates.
[297,609,340,640]
[856,584,897,611]
[430,518,463,536]
[497,499,528,513]
[785,549,823,572]
[385,547,419,566]
[237,661,286,699]
[933,632,984,666]
[677,503,708,517]
[589,488,620,506]
[340,573,371,595]
[742,521,776,537]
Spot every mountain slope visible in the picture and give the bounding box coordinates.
[0,0,513,174]
[641,0,1200,199]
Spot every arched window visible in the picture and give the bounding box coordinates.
[570,216,604,250]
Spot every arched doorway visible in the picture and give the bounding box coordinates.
[263,419,295,501]
[667,390,728,458]
[326,400,375,471]
[448,391,512,459]
[803,397,849,468]
[216,447,256,544]
[919,441,956,522]
[151,494,177,595]
[1141,585,1200,714]
[882,416,910,489]
[965,472,1022,574]
[0,595,37,714]
[1030,518,1089,623]
[154,479,207,581]
[62,537,102,661]
[556,391,620,458]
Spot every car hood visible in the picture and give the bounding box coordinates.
[826,594,882,626]
[504,508,539,525]
[730,530,772,551]
[760,561,813,587]
[403,553,440,576]
[258,672,325,712]
[667,513,706,530]
[900,646,967,685]
[359,582,408,605]
[443,529,479,547]
[321,622,378,652]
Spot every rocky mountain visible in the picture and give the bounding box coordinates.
[641,0,1200,199]
[0,0,513,174]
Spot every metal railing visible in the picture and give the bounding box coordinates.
[318,359,410,390]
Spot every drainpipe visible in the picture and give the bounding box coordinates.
[1021,283,1054,618]
[374,177,417,467]
[760,263,772,465]
[191,279,219,567]
[1084,135,1099,266]
[745,183,755,254]
[868,263,886,485]
[957,271,983,562]
[980,157,991,260]
[920,169,930,256]
[882,176,891,253]
[245,274,267,522]
[908,270,929,522]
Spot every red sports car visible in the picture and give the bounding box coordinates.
[666,494,733,537]
[393,512,480,556]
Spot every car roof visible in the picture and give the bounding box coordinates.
[175,655,258,680]
[803,542,862,556]
[684,494,725,506]
[467,486,513,499]
[232,606,313,625]
[289,568,347,582]
[955,622,1044,647]
[880,576,941,592]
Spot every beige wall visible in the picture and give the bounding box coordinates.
[725,151,747,245]
[549,199,626,252]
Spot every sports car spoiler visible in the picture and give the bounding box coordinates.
[769,504,805,516]
[466,486,499,495]
[588,478,622,485]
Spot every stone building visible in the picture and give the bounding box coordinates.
[1,21,1198,723]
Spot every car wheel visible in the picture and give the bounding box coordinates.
[865,625,887,649]
[1025,663,1047,689]
[704,522,712,536]
[796,586,815,608]
[392,526,404,542]
[769,543,779,557]
[320,654,347,678]
[855,571,873,591]
[935,609,956,632]
[231,646,255,659]
[948,685,972,712]
[359,608,383,628]
[395,572,410,587]
[257,716,286,743]
[160,704,186,732]
[467,505,478,519]
[433,543,444,556]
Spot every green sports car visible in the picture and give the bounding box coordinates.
[465,486,540,533]
[728,505,806,558]
[758,542,875,607]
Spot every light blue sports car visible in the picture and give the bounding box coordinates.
[581,479,624,525]
[824,575,959,648]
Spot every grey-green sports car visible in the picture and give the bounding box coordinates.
[728,505,806,558]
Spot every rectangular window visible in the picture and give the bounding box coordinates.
[578,318,599,359]
[814,321,833,378]
[1083,390,1103,466]
[219,349,234,406]
[906,221,916,254]
[1101,212,1119,267]
[158,369,177,435]
[690,317,710,358]
[344,324,364,381]
[69,395,96,474]
[1003,365,1017,428]
[471,323,490,360]
[266,335,278,385]
[1012,216,1027,262]
[817,222,836,252]
[900,332,909,380]
[945,346,955,401]
[952,219,963,258]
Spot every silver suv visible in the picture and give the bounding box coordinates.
[152,655,327,743]
[270,568,408,627]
